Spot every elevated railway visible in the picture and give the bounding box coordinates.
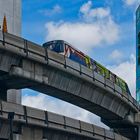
[0,31,139,139]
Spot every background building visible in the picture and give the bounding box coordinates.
[0,0,21,104]
[0,0,21,35]
[136,6,140,102]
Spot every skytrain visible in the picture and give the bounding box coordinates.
[43,40,130,95]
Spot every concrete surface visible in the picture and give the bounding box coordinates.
[0,32,139,139]
[0,100,130,140]
[0,0,22,104]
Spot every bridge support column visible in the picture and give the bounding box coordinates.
[7,90,21,104]
[0,81,21,103]
[0,88,21,103]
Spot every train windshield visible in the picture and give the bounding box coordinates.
[53,41,64,53]
[43,41,64,53]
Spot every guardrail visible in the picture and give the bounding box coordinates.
[0,101,130,140]
[0,31,139,113]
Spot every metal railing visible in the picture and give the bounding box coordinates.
[0,100,130,140]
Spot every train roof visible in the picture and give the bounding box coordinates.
[43,40,85,55]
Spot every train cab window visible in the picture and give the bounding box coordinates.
[43,42,52,49]
[53,42,64,53]
[43,41,64,53]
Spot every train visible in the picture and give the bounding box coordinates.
[43,40,130,95]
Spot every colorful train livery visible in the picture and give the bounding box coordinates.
[43,40,130,95]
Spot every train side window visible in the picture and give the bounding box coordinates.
[96,65,104,76]
[81,57,87,66]
[93,62,104,76]
[92,61,97,72]
[49,44,53,49]
[105,70,110,79]
[115,77,120,86]
[110,72,115,83]
[122,82,127,92]
[96,66,101,74]
[119,79,127,92]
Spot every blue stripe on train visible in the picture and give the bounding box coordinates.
[69,52,87,66]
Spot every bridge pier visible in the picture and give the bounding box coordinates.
[7,89,21,104]
[0,88,21,103]
[0,79,21,103]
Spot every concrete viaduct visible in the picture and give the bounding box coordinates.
[0,31,140,139]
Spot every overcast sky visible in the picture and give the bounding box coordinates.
[22,0,140,128]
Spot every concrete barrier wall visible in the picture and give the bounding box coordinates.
[0,101,130,140]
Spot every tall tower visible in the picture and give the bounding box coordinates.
[136,5,140,103]
[0,0,21,104]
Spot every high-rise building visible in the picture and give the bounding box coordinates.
[0,0,21,36]
[0,0,22,104]
[136,5,140,102]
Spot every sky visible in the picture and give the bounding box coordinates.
[22,0,140,128]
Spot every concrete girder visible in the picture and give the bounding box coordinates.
[0,100,130,140]
[0,49,137,124]
[0,32,139,139]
